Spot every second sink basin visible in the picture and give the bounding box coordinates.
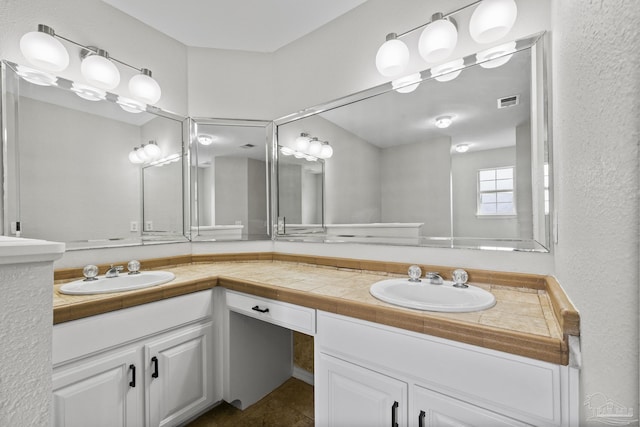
[60,271,175,295]
[370,278,496,312]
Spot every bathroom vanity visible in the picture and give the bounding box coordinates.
[51,253,580,427]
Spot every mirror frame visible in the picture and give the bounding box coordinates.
[189,117,274,242]
[272,31,553,252]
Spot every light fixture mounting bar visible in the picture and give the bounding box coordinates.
[396,0,482,38]
[45,25,149,74]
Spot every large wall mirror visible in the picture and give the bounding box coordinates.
[190,118,271,241]
[274,32,551,252]
[1,60,188,249]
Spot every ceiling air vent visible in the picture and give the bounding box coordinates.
[239,144,255,149]
[497,95,519,109]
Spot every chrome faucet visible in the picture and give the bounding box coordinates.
[425,272,444,285]
[105,264,124,278]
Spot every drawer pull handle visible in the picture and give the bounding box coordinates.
[129,364,136,388]
[419,410,426,427]
[391,401,399,427]
[151,356,159,378]
[252,305,269,313]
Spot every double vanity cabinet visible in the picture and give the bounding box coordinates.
[52,255,580,427]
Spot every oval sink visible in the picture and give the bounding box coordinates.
[370,278,496,312]
[60,271,175,295]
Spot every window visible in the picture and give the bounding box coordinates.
[477,167,516,216]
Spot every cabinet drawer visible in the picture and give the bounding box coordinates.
[226,290,316,335]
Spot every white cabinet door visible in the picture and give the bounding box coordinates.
[146,322,214,427]
[53,348,143,427]
[316,352,408,427]
[412,385,531,427]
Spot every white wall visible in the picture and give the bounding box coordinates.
[552,0,640,423]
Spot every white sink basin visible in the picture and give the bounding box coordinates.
[60,271,175,295]
[370,278,496,312]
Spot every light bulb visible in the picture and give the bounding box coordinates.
[19,25,69,72]
[431,59,465,82]
[81,50,120,90]
[129,148,145,164]
[455,144,470,153]
[144,141,162,160]
[392,73,421,93]
[477,42,517,68]
[129,69,161,105]
[197,134,215,145]
[418,14,458,63]
[435,116,453,129]
[319,143,333,159]
[117,96,146,114]
[375,33,410,77]
[469,0,518,44]
[308,138,322,156]
[16,65,57,86]
[71,82,106,101]
[295,133,311,152]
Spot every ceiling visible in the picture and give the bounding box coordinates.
[101,0,368,52]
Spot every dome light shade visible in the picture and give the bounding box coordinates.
[469,0,518,44]
[392,73,421,93]
[129,148,145,164]
[431,59,465,82]
[295,133,311,152]
[143,141,162,160]
[81,50,120,90]
[375,33,410,77]
[129,69,161,105]
[19,25,69,72]
[477,41,517,68]
[308,138,322,156]
[435,115,453,129]
[418,14,458,63]
[319,143,333,159]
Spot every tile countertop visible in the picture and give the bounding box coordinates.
[53,254,580,366]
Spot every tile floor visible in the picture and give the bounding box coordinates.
[185,377,314,427]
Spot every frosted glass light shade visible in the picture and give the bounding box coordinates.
[129,149,145,164]
[435,116,453,128]
[469,0,518,44]
[16,65,57,86]
[117,96,146,114]
[375,34,410,77]
[197,134,215,145]
[20,28,69,72]
[81,53,120,90]
[477,42,517,68]
[431,59,464,82]
[392,73,421,93]
[134,146,149,162]
[280,147,295,156]
[418,18,458,63]
[308,138,322,156]
[319,144,333,159]
[143,142,162,160]
[71,83,106,101]
[129,71,161,105]
[295,133,311,152]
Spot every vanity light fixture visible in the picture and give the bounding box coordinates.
[283,135,333,161]
[430,59,465,82]
[128,142,164,165]
[295,133,311,152]
[374,0,518,78]
[71,82,106,101]
[308,138,323,156]
[392,73,422,93]
[15,64,57,86]
[476,41,517,68]
[19,24,162,105]
[318,142,334,159]
[435,116,453,129]
[455,144,470,153]
[117,96,146,114]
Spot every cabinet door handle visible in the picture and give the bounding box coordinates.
[419,410,426,427]
[391,401,399,427]
[251,305,269,313]
[151,356,159,378]
[128,364,136,388]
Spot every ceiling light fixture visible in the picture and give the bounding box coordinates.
[19,24,162,105]
[435,116,453,129]
[197,134,216,146]
[374,0,518,78]
[455,144,470,153]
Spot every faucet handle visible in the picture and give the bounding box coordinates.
[82,264,99,281]
[452,269,469,288]
[407,265,422,282]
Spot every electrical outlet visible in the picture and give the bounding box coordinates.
[130,221,139,232]
[277,217,285,234]
[144,221,153,231]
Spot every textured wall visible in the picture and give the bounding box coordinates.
[0,262,53,426]
[552,0,640,424]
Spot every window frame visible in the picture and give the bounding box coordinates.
[476,166,517,218]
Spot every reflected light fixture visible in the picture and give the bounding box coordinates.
[117,96,146,114]
[477,41,517,68]
[319,142,334,159]
[308,138,323,156]
[435,116,453,128]
[197,134,215,146]
[375,33,410,77]
[455,144,470,153]
[431,59,465,82]
[71,82,106,101]
[19,24,163,105]
[469,0,518,44]
[418,13,458,63]
[374,0,518,78]
[143,141,162,159]
[280,146,295,156]
[285,134,333,161]
[128,142,164,165]
[16,65,57,86]
[392,73,422,93]
[295,133,311,152]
